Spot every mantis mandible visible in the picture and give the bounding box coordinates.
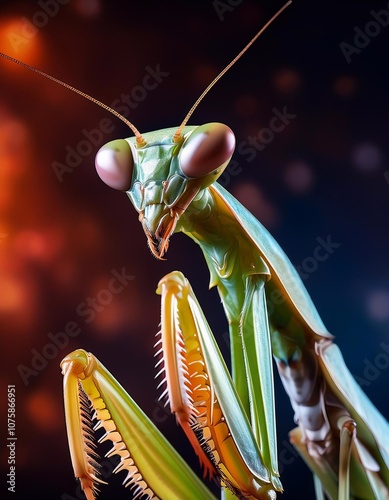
[1,2,388,499]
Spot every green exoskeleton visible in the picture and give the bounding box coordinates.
[92,119,389,499]
[1,2,388,499]
[60,348,217,500]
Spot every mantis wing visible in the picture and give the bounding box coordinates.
[210,183,331,338]
[316,342,389,484]
[209,183,389,496]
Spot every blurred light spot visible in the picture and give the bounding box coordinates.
[86,275,141,336]
[333,76,358,98]
[366,290,389,321]
[0,116,29,178]
[273,68,302,94]
[0,229,8,241]
[0,276,26,312]
[26,391,61,432]
[73,0,102,18]
[234,94,259,118]
[14,229,63,263]
[283,161,314,194]
[92,297,133,336]
[14,230,46,258]
[0,266,40,330]
[351,142,382,172]
[232,182,279,228]
[0,18,42,65]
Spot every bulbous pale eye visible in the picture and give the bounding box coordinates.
[179,123,235,178]
[95,139,133,191]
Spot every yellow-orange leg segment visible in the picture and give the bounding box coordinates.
[156,271,282,500]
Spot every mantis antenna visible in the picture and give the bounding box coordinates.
[173,0,292,142]
[0,51,146,146]
[0,1,291,146]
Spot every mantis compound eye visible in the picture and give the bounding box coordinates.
[179,123,235,178]
[95,139,134,191]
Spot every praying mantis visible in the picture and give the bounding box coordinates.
[0,0,388,500]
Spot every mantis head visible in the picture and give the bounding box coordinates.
[0,2,289,261]
[95,123,235,259]
[93,0,292,259]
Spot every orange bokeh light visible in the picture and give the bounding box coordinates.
[273,68,302,94]
[25,390,62,432]
[0,17,43,67]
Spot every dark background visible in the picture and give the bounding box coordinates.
[0,0,388,499]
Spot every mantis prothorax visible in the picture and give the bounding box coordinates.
[1,1,388,499]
